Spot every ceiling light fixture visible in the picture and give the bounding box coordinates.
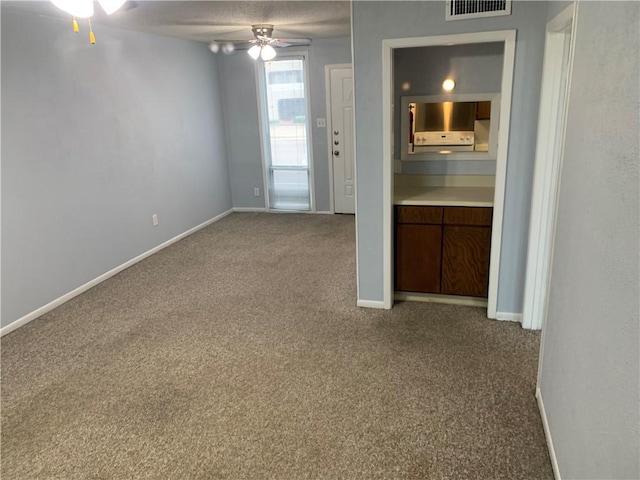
[442,78,456,92]
[50,0,127,43]
[246,42,277,61]
[260,44,276,61]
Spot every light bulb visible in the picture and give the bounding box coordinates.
[442,78,456,92]
[222,43,235,54]
[247,45,261,60]
[97,0,126,15]
[209,42,220,54]
[51,0,93,18]
[261,44,276,61]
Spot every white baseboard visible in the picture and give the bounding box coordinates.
[536,388,561,479]
[232,207,335,215]
[357,299,387,309]
[232,207,266,212]
[0,208,234,337]
[495,311,523,323]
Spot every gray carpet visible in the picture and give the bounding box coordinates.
[1,213,552,479]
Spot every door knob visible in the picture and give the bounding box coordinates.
[334,150,340,156]
[334,140,339,145]
[334,130,339,135]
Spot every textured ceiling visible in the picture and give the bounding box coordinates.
[9,0,352,42]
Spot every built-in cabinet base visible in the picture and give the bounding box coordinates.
[395,205,492,298]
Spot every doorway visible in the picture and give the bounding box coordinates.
[523,4,576,330]
[326,64,355,214]
[380,31,517,316]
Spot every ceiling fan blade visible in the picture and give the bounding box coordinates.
[272,38,312,48]
[223,42,256,51]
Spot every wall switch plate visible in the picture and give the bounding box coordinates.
[152,214,158,226]
[316,118,326,128]
[254,187,260,197]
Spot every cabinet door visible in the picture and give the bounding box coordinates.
[441,226,491,297]
[395,224,442,293]
[476,101,491,120]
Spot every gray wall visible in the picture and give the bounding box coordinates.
[1,6,232,328]
[219,37,352,212]
[547,0,573,20]
[538,2,640,478]
[393,42,504,175]
[352,1,547,310]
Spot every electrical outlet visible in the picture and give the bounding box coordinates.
[152,214,158,226]
[316,118,326,128]
[254,187,260,197]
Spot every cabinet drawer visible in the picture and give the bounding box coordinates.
[444,207,492,226]
[396,206,443,225]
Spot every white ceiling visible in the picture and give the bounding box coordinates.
[11,0,352,43]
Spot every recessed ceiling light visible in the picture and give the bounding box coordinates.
[442,79,456,92]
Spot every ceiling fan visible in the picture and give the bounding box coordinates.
[209,24,311,61]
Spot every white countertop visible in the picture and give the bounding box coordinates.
[394,186,495,207]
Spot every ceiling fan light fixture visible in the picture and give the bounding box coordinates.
[247,44,261,60]
[260,44,276,61]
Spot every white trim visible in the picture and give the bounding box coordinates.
[522,3,576,331]
[325,65,335,214]
[382,30,516,50]
[315,211,333,215]
[381,30,517,319]
[395,292,487,308]
[0,209,234,337]
[357,299,386,309]
[260,209,329,215]
[254,61,270,211]
[301,51,317,212]
[536,388,562,479]
[381,38,394,310]
[350,0,361,308]
[494,312,522,323]
[487,30,516,320]
[325,63,353,215]
[547,2,574,32]
[232,207,267,212]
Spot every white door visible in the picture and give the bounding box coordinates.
[329,67,355,214]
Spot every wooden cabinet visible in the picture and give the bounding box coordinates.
[476,101,491,120]
[395,206,492,298]
[395,207,443,293]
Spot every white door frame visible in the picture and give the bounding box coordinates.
[522,4,577,330]
[255,51,316,212]
[325,63,353,214]
[381,30,517,317]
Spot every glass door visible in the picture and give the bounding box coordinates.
[259,55,312,211]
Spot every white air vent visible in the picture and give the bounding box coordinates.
[445,0,511,20]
